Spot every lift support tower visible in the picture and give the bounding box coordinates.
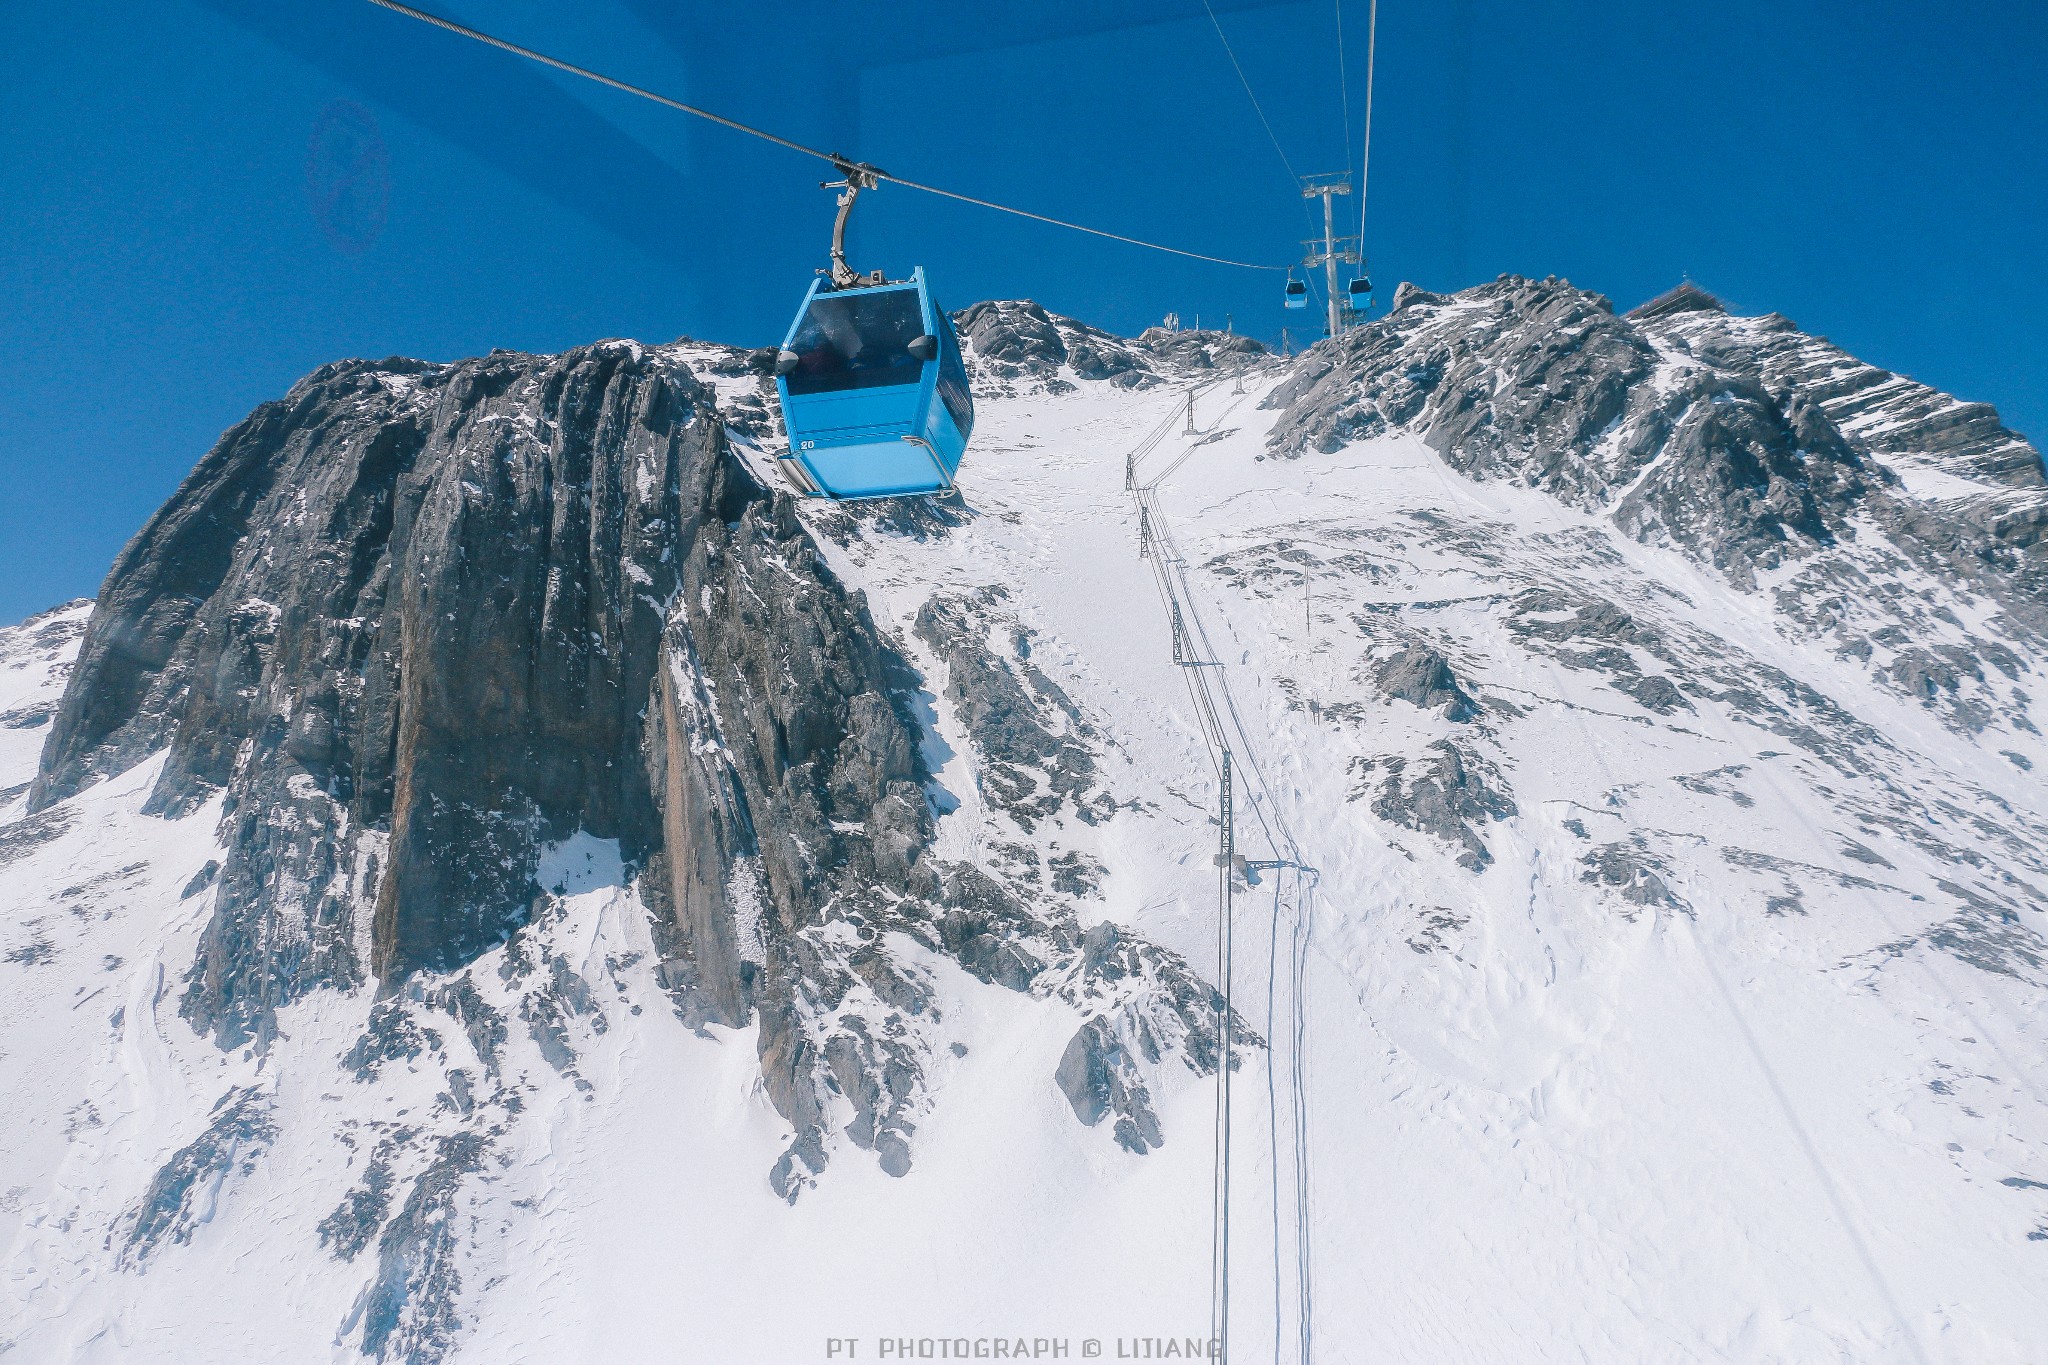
[1300,173,1360,339]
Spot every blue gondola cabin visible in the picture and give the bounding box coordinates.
[773,267,974,500]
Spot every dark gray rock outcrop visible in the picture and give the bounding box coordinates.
[1265,274,2048,729]
[955,299,1264,392]
[124,1086,276,1265]
[1264,274,1888,584]
[343,1130,483,1363]
[1351,740,1516,870]
[958,299,1157,391]
[33,326,1242,1211]
[1373,645,1478,721]
[1581,838,1686,915]
[29,340,944,1072]
[1056,1015,1164,1155]
[1047,920,1250,1158]
[35,344,712,1045]
[914,587,1108,832]
[1626,281,1726,321]
[1642,295,2041,489]
[1133,326,1265,373]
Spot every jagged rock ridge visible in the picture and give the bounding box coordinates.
[28,333,1236,1222]
[1267,273,2047,733]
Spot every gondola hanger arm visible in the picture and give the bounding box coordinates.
[822,157,886,289]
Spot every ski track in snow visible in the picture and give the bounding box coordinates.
[2,357,2046,1362]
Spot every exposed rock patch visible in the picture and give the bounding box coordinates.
[1261,273,2046,730]
[124,1087,276,1266]
[955,300,1263,393]
[1056,1016,1164,1155]
[344,1131,484,1364]
[1373,645,1479,720]
[1351,741,1516,870]
[914,587,1109,832]
[1581,837,1686,916]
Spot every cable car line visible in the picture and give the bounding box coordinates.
[361,0,1288,272]
[1198,0,1337,294]
[1201,0,1304,193]
[1357,0,1379,247]
[1264,866,1287,1365]
[1341,0,1378,313]
[1126,381,1321,1363]
[1329,0,1377,316]
[1334,0,1354,191]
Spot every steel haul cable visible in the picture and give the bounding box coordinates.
[1357,0,1378,246]
[1265,867,1286,1365]
[361,0,1290,272]
[1200,0,1327,260]
[1213,785,1236,1365]
[1202,0,1302,190]
[1335,0,1353,188]
[1290,869,1317,1364]
[1128,377,1319,1364]
[1123,388,1235,1358]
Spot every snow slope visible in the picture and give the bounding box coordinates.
[4,303,2046,1363]
[803,365,2048,1363]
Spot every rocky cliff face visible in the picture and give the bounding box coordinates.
[36,346,701,1047]
[1267,275,2047,733]
[28,332,1236,1212]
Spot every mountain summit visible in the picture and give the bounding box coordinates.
[4,277,2044,1363]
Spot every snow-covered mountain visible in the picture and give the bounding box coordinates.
[3,278,2045,1363]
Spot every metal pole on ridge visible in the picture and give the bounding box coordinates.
[1212,746,1236,1364]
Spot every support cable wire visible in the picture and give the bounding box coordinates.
[1334,0,1353,193]
[1211,752,1237,1364]
[1126,379,1318,1363]
[1290,871,1317,1363]
[1200,0,1323,243]
[1124,388,1236,1357]
[1265,867,1285,1365]
[362,0,1289,271]
[1356,0,1378,246]
[1132,395,1304,862]
[1202,0,1301,188]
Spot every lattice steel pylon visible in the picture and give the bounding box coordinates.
[1299,173,1359,338]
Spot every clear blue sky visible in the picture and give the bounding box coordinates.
[2,0,2043,623]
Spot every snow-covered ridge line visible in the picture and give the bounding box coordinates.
[4,281,2045,1363]
[1265,274,2046,739]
